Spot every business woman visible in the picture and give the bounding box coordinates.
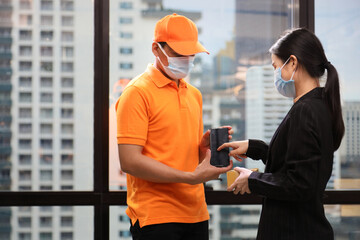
[218,28,345,240]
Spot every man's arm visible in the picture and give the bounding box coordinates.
[119,144,232,185]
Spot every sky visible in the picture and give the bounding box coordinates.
[164,0,360,101]
[315,0,360,101]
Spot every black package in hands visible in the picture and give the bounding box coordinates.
[210,128,230,167]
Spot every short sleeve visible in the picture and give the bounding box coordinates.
[115,86,149,146]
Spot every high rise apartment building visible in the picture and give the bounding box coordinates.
[9,0,93,239]
[340,101,360,178]
[0,0,13,238]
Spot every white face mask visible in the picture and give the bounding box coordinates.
[274,57,296,98]
[157,43,195,80]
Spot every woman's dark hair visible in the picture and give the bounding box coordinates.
[269,28,344,150]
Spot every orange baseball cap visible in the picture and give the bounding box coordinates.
[154,13,209,55]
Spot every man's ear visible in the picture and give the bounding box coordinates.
[152,42,159,57]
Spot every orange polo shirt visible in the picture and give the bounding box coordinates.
[115,64,209,228]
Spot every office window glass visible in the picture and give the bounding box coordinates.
[315,0,360,190]
[0,0,93,197]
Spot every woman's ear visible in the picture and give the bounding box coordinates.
[290,54,298,70]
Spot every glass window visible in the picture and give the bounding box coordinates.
[119,47,133,55]
[19,154,31,165]
[61,154,73,165]
[40,61,53,72]
[40,123,53,134]
[61,139,73,150]
[19,14,32,26]
[19,123,32,134]
[119,32,133,39]
[40,154,53,165]
[41,46,53,57]
[19,108,32,118]
[40,216,52,227]
[61,77,73,88]
[40,92,53,103]
[40,77,53,88]
[18,233,31,240]
[40,31,53,41]
[61,0,74,11]
[40,139,52,149]
[61,31,73,42]
[19,92,32,103]
[20,0,32,10]
[315,0,360,190]
[19,61,32,71]
[40,15,53,26]
[19,46,32,56]
[61,93,73,103]
[18,217,31,228]
[19,170,31,181]
[119,62,132,70]
[61,62,74,72]
[119,2,133,9]
[41,0,53,11]
[61,170,73,180]
[39,232,52,240]
[119,17,132,24]
[19,30,32,41]
[40,170,52,181]
[61,108,73,119]
[61,47,74,58]
[60,216,73,227]
[40,108,53,119]
[62,16,74,26]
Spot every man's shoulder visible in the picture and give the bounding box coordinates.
[126,71,152,90]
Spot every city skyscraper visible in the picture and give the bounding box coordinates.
[9,0,94,239]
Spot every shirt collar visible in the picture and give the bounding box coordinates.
[146,64,188,88]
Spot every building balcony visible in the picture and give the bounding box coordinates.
[0,145,11,155]
[0,37,12,44]
[0,99,11,105]
[0,53,12,60]
[0,83,12,91]
[0,116,11,123]
[0,67,11,75]
[0,5,12,11]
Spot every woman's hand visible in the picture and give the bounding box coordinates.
[190,149,233,185]
[227,167,252,194]
[199,126,234,162]
[217,140,249,162]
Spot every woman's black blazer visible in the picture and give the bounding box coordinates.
[247,87,335,240]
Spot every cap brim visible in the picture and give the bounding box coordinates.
[167,41,209,55]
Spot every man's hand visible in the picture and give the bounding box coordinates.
[190,149,233,185]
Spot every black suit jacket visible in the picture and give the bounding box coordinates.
[247,88,334,240]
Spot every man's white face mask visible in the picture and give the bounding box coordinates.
[157,43,195,80]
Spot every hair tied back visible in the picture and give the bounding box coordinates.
[323,61,331,69]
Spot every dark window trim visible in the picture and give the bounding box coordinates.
[0,1,358,240]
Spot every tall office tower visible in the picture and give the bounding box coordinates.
[233,0,292,143]
[340,101,360,178]
[109,1,203,239]
[246,65,292,168]
[11,0,93,239]
[0,0,13,238]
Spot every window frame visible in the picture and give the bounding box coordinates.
[0,1,359,240]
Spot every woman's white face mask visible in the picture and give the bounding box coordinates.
[274,57,296,98]
[157,43,195,80]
